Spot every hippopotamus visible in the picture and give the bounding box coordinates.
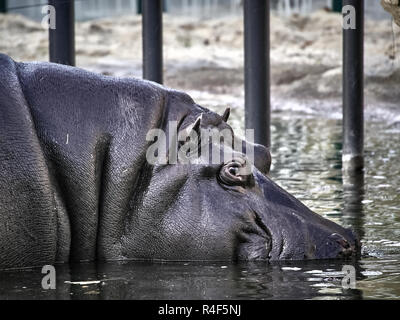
[0,54,359,269]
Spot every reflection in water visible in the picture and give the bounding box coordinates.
[0,261,365,300]
[342,169,365,242]
[0,113,399,299]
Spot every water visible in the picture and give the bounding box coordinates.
[1,113,399,300]
[269,114,400,299]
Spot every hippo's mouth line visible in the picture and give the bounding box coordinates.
[251,209,273,259]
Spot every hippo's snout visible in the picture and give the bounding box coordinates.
[252,169,360,260]
[320,232,358,259]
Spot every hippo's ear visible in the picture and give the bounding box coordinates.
[178,114,202,144]
[177,115,202,160]
[221,108,230,122]
[191,115,202,135]
[183,114,201,136]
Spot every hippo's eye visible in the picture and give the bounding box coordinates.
[219,158,252,187]
[229,167,239,175]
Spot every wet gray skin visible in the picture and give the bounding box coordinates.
[0,54,359,269]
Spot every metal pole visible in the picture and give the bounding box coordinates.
[0,0,7,13]
[142,0,163,84]
[49,0,75,66]
[342,0,364,171]
[332,0,342,12]
[244,0,270,148]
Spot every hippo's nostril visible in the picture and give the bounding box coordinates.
[324,233,356,259]
[338,246,354,258]
[329,233,350,248]
[337,238,350,249]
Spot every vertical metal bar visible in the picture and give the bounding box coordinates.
[342,0,364,171]
[142,0,163,84]
[48,0,75,66]
[0,0,7,13]
[244,0,270,148]
[332,0,342,12]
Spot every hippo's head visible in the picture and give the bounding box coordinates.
[123,99,359,262]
